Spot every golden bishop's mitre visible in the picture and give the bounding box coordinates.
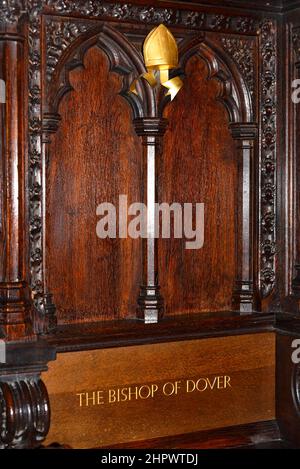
[143,24,178,70]
[130,24,182,100]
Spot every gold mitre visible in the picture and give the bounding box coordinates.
[143,24,178,70]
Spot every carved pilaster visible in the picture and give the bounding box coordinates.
[230,123,258,313]
[259,19,277,300]
[134,118,168,324]
[28,4,60,335]
[0,7,35,340]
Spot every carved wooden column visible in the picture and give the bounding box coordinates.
[0,11,34,340]
[134,118,168,324]
[0,7,55,449]
[34,112,62,335]
[230,123,258,313]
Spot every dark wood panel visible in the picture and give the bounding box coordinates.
[107,420,281,449]
[46,46,142,324]
[159,56,237,316]
[43,333,275,448]
[47,311,274,352]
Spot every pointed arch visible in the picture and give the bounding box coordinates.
[44,23,156,121]
[159,34,254,123]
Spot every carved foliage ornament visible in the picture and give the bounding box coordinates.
[45,1,258,34]
[0,0,259,32]
[259,19,277,298]
[46,18,89,81]
[221,37,255,96]
[0,0,26,23]
[28,2,46,332]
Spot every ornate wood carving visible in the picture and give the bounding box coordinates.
[221,37,255,96]
[0,376,50,448]
[0,2,56,450]
[44,20,150,116]
[28,3,56,334]
[0,0,26,24]
[178,37,254,123]
[0,3,36,340]
[259,19,277,299]
[42,24,259,322]
[44,1,259,35]
[0,0,294,452]
[46,19,90,82]
[1,1,276,337]
[28,4,44,331]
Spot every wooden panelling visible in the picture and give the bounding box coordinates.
[46,46,142,324]
[159,56,237,315]
[43,332,275,448]
[2,0,296,450]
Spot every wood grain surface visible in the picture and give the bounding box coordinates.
[46,46,142,324]
[43,332,275,448]
[160,56,237,316]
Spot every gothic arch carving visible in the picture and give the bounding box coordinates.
[44,23,156,122]
[44,24,254,127]
[35,18,276,322]
[158,35,254,123]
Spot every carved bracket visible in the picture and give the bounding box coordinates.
[0,376,50,448]
[28,4,56,334]
[0,341,55,448]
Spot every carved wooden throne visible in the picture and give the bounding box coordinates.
[0,0,300,449]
